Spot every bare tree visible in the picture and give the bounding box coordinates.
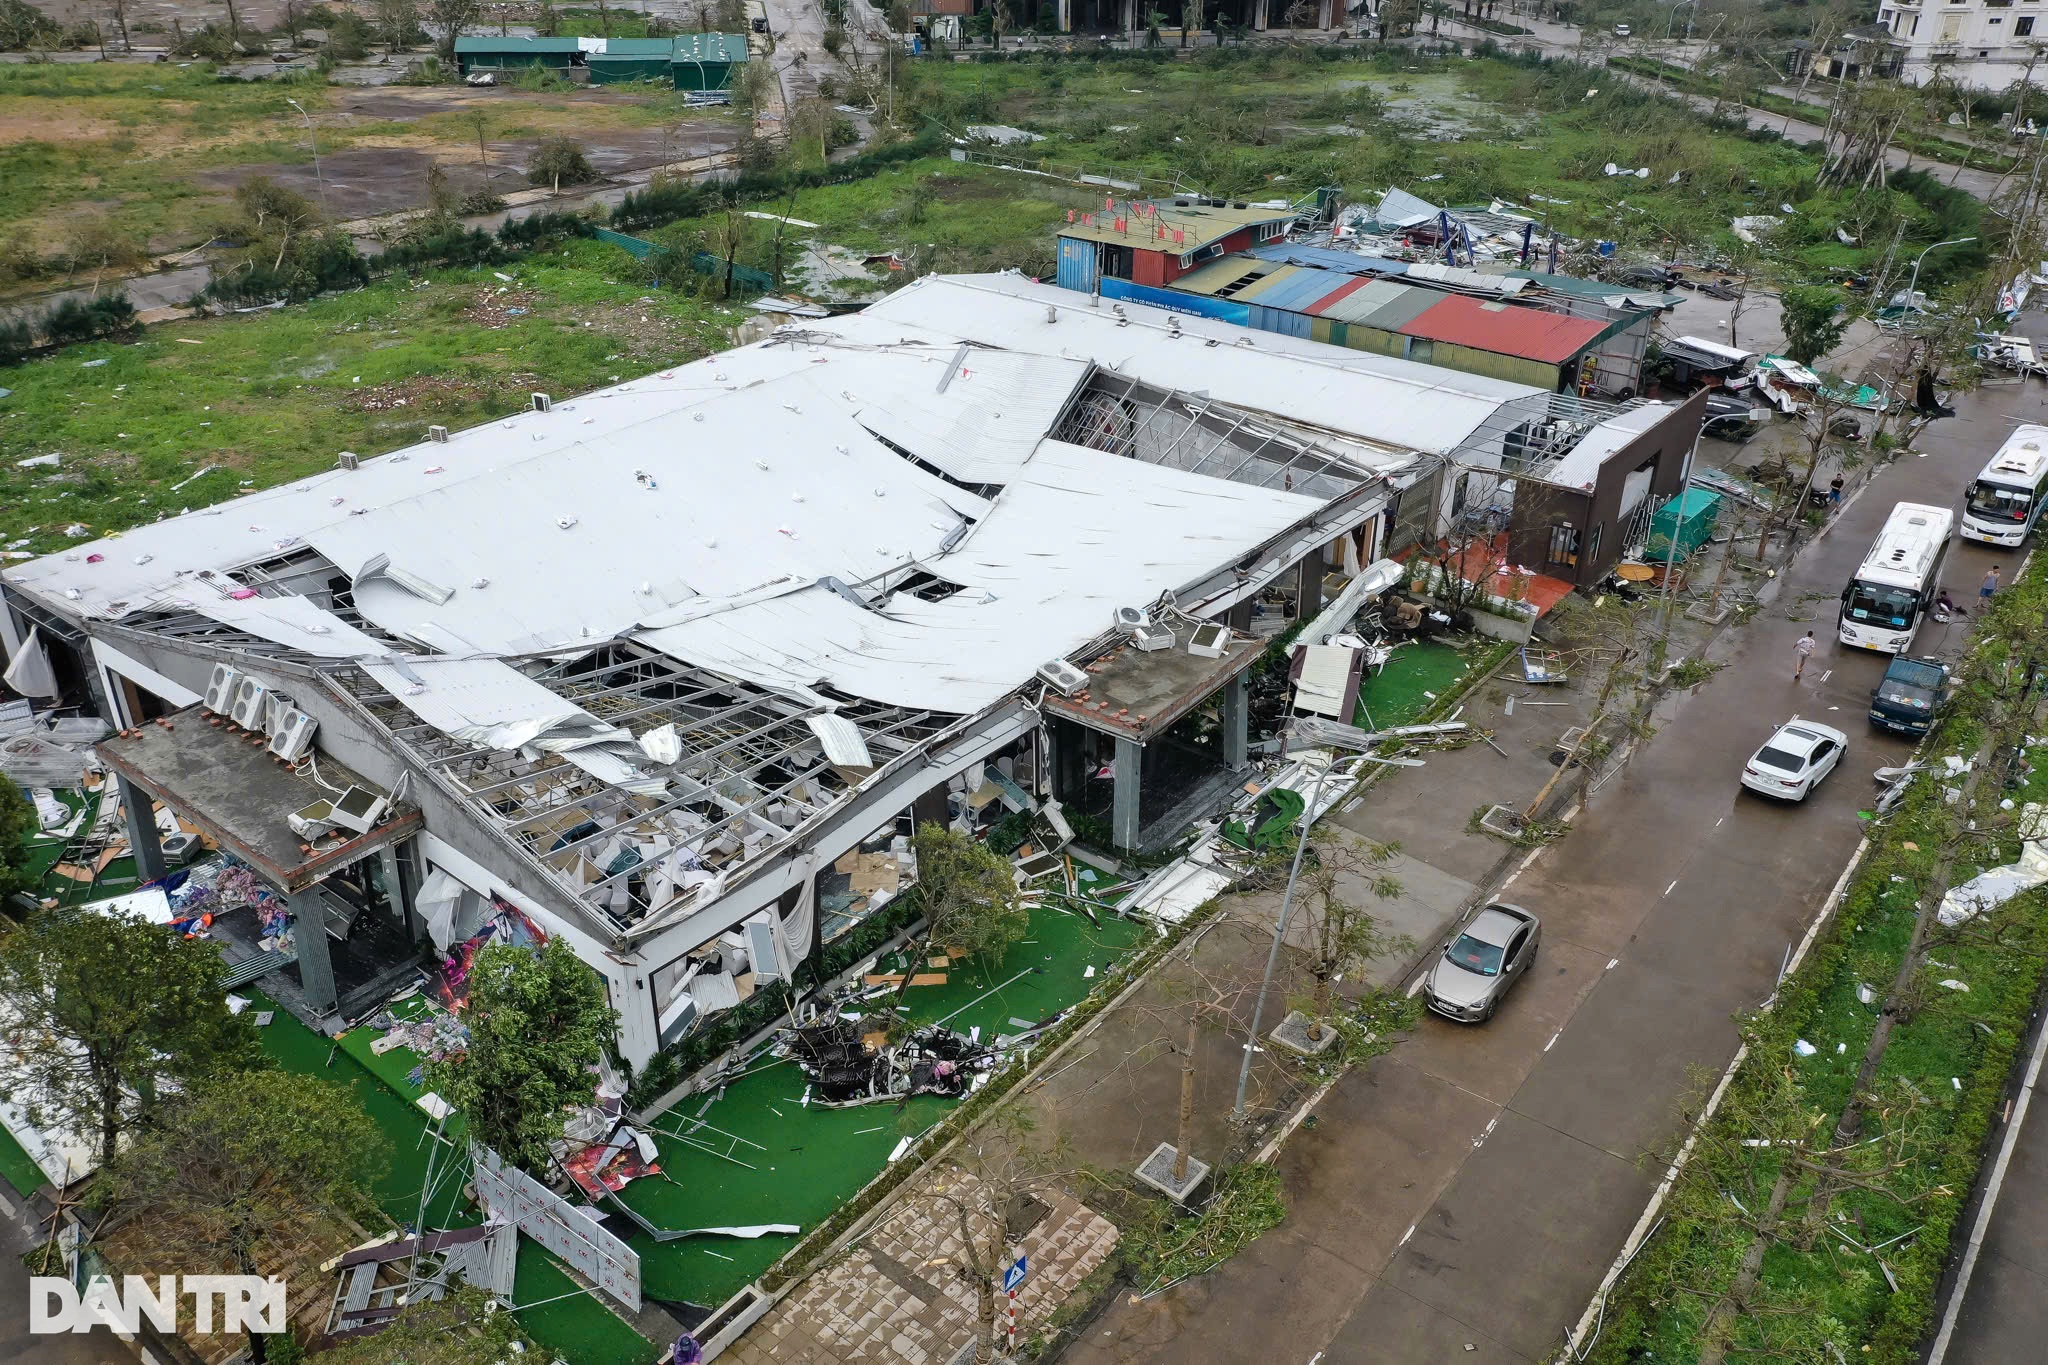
[1256,835,1407,1045]
[430,0,481,61]
[375,0,418,53]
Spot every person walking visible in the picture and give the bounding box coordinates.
[1983,565,2002,601]
[1828,474,1844,507]
[1794,630,1816,680]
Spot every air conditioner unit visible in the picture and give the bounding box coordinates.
[1113,605,1150,633]
[229,677,268,730]
[531,392,553,413]
[267,707,319,764]
[288,799,335,840]
[161,832,201,866]
[1187,622,1231,659]
[337,451,361,471]
[1132,623,1176,652]
[428,425,449,443]
[1036,659,1089,697]
[203,663,239,714]
[327,785,389,836]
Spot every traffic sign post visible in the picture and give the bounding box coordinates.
[1004,1255,1027,1353]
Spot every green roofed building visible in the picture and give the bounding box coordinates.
[453,34,748,89]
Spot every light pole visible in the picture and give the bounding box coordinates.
[1229,728,1352,1125]
[1667,0,1696,41]
[286,97,330,221]
[1902,236,1976,323]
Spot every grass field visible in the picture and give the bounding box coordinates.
[899,48,1979,280]
[0,62,733,259]
[0,239,744,555]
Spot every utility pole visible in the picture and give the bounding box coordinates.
[286,98,330,221]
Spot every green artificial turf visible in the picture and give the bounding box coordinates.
[1355,639,1486,730]
[619,902,1150,1306]
[250,993,656,1365]
[0,1121,49,1197]
[336,994,439,1102]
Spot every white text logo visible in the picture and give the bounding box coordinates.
[29,1275,287,1334]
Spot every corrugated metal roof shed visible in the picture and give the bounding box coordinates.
[1246,243,1411,277]
[1342,281,1444,331]
[1502,269,1680,310]
[455,35,587,52]
[674,31,750,61]
[1057,201,1295,251]
[1239,266,1353,313]
[1398,295,1605,363]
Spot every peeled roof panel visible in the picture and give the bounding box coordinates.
[1172,257,1271,296]
[1299,276,1373,317]
[1354,285,1446,332]
[186,592,388,657]
[641,439,1321,713]
[1314,279,1412,325]
[857,349,1089,485]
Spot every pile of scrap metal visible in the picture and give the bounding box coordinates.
[562,1120,662,1199]
[324,1223,516,1340]
[779,1016,990,1107]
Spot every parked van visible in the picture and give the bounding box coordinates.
[1869,655,1951,736]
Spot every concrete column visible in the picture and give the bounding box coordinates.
[1297,557,1324,621]
[1059,0,1071,29]
[1221,673,1250,771]
[1112,736,1143,851]
[287,890,338,1018]
[117,776,166,883]
[912,783,950,832]
[1122,0,1136,36]
[1254,0,1268,27]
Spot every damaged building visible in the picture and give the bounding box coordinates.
[0,272,1700,1071]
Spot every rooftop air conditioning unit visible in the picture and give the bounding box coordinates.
[203,662,239,714]
[1132,623,1176,652]
[337,451,361,471]
[531,392,553,413]
[161,832,201,866]
[288,799,335,841]
[1036,659,1090,697]
[229,677,268,730]
[1113,606,1150,633]
[428,425,449,443]
[327,786,390,836]
[1187,622,1231,659]
[267,706,319,764]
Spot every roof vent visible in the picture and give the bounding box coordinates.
[531,392,553,413]
[428,425,449,443]
[337,451,361,470]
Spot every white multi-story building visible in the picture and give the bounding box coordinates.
[1875,0,2048,88]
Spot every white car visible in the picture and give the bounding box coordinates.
[1741,718,1848,801]
[1613,21,1631,36]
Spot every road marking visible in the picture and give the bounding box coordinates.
[1716,816,1725,828]
[1606,958,1619,970]
[0,1189,14,1218]
[1820,668,1833,684]
[1665,878,1679,896]
[1400,1224,1415,1248]
[1546,1030,1561,1052]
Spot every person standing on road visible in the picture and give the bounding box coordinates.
[1794,630,1816,680]
[1983,565,2002,601]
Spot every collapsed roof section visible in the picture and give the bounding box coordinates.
[9,273,1576,938]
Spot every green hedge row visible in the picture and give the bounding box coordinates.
[1585,553,2048,1363]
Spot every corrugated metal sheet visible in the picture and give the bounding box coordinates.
[1247,304,1311,339]
[1247,243,1410,277]
[1398,295,1606,364]
[1351,284,1445,333]
[1173,256,1272,297]
[1238,267,1349,314]
[1299,276,1372,317]
[1312,279,1408,326]
[1425,342,1558,389]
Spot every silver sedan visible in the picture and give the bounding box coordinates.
[1424,903,1542,1024]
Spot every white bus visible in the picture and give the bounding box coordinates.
[1962,426,2048,547]
[1839,501,1955,654]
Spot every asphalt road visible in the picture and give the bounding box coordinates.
[1064,370,2048,1363]
[1929,985,2048,1362]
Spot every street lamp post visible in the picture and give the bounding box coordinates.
[1902,236,1976,323]
[1228,730,1351,1125]
[1667,0,1696,41]
[285,98,330,221]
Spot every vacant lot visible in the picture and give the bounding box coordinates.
[0,238,744,555]
[0,63,736,260]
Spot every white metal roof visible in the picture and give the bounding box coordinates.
[8,272,1481,721]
